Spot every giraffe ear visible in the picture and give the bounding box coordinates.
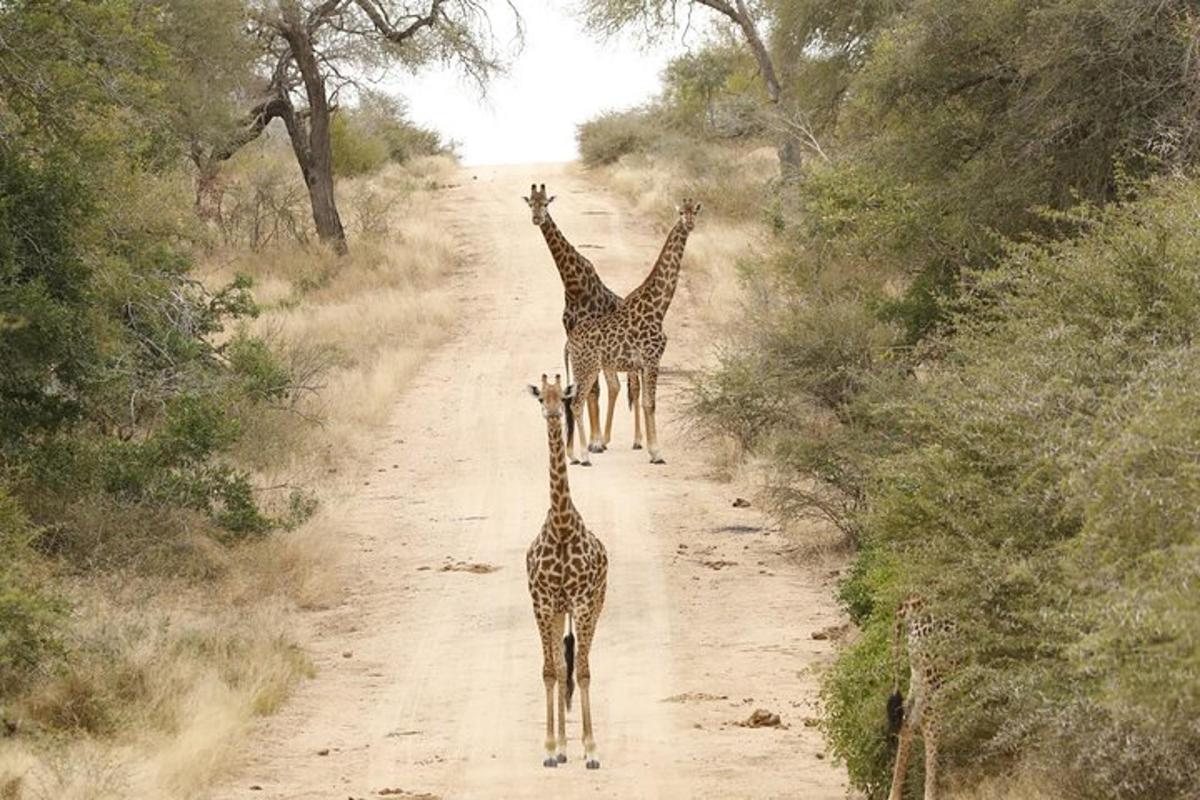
[527,384,541,399]
[547,195,556,204]
[522,196,530,203]
[694,202,703,214]
[563,384,578,401]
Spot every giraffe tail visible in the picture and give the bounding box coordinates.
[565,388,576,453]
[887,689,904,748]
[563,615,576,711]
[887,600,908,746]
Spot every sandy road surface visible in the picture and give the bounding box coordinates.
[207,164,848,800]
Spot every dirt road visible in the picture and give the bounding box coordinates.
[207,164,848,800]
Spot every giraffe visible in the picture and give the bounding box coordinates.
[525,373,608,769]
[523,183,643,455]
[565,199,702,465]
[887,595,956,800]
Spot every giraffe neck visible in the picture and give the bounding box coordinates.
[545,412,574,516]
[631,221,690,320]
[539,215,593,290]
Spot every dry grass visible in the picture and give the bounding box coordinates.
[578,146,772,331]
[0,155,461,799]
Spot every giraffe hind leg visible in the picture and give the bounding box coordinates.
[573,605,602,769]
[642,365,665,464]
[628,371,643,450]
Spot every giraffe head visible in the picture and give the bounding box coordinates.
[523,183,556,225]
[527,373,577,419]
[676,198,703,232]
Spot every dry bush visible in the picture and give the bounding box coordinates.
[1,578,310,799]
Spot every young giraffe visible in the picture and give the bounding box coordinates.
[523,183,642,454]
[887,595,955,800]
[525,374,608,769]
[565,199,702,465]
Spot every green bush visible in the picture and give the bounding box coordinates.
[0,486,63,697]
[818,178,1200,798]
[331,112,390,177]
[332,92,454,177]
[577,109,660,167]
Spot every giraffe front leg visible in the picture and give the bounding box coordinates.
[887,720,914,800]
[628,371,643,450]
[573,607,601,769]
[571,368,599,466]
[537,613,559,767]
[553,613,569,763]
[598,369,620,452]
[642,366,665,464]
[586,381,603,454]
[923,718,939,800]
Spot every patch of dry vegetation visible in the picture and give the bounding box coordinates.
[0,153,461,798]
[580,144,772,334]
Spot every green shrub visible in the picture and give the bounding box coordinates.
[818,178,1200,797]
[0,486,63,697]
[331,112,390,177]
[332,92,453,177]
[577,109,660,167]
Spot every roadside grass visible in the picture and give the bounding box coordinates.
[580,144,772,333]
[0,155,461,798]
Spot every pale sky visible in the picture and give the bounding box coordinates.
[381,1,697,165]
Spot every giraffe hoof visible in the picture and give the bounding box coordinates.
[650,457,667,465]
[587,443,604,454]
[543,757,558,768]
[570,458,580,465]
[632,443,643,450]
[579,461,592,467]
[556,753,567,764]
[586,758,601,770]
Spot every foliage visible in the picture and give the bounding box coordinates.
[0,0,318,702]
[819,180,1200,798]
[331,112,392,177]
[0,487,63,696]
[577,108,660,167]
[654,3,1200,796]
[331,94,452,178]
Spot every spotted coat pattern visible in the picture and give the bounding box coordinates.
[565,200,701,464]
[889,595,956,800]
[525,376,607,767]
[526,183,640,452]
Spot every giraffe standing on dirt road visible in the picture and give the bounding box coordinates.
[524,183,642,456]
[566,199,702,465]
[525,374,608,770]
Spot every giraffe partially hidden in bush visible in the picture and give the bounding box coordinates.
[566,199,702,465]
[887,595,955,800]
[524,183,641,455]
[525,374,608,769]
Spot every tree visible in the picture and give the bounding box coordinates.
[196,0,514,255]
[582,0,809,169]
